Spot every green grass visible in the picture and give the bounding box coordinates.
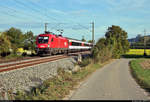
[13,58,103,100]
[0,53,33,62]
[78,58,91,67]
[130,59,150,91]
[0,54,24,62]
[5,54,23,59]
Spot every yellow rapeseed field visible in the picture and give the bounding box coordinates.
[126,49,150,55]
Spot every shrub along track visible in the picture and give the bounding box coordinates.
[0,56,40,64]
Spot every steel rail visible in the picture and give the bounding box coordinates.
[0,55,64,68]
[0,55,68,73]
[0,51,91,73]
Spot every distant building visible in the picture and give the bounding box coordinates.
[128,34,141,43]
[128,34,150,44]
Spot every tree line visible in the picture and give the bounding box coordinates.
[92,25,130,63]
[0,27,36,57]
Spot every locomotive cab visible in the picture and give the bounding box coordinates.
[36,33,69,56]
[36,35,51,55]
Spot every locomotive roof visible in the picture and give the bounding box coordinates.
[38,33,92,44]
[66,37,92,44]
[66,37,81,41]
[39,33,65,38]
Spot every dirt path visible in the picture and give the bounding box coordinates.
[69,59,149,100]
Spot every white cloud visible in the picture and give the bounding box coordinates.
[28,0,42,3]
[69,10,88,16]
[50,9,67,15]
[106,0,149,12]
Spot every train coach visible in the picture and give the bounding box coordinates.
[35,32,92,56]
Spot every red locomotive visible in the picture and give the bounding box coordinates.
[35,32,92,55]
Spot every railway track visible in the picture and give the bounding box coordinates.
[0,55,68,73]
[0,51,91,73]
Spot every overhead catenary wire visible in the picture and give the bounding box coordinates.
[27,0,90,31]
[14,0,90,32]
[0,0,91,40]
[24,0,69,31]
[0,6,45,22]
[25,0,59,21]
[0,0,62,31]
[12,0,58,23]
[12,0,64,32]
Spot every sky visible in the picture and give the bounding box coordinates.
[0,0,150,42]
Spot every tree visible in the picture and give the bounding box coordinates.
[0,32,11,56]
[24,31,33,38]
[92,37,113,63]
[81,36,86,42]
[88,40,92,43]
[5,27,24,54]
[23,31,36,54]
[91,25,129,63]
[105,25,129,58]
[92,38,106,62]
[96,38,106,50]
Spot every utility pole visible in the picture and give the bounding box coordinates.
[144,29,147,56]
[45,23,48,33]
[91,21,94,47]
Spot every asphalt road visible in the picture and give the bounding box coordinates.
[70,59,150,100]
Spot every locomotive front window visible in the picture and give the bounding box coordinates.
[38,36,49,43]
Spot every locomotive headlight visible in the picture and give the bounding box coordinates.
[48,44,50,47]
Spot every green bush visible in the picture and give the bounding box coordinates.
[0,32,11,57]
[79,58,91,67]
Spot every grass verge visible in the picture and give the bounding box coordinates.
[0,54,23,61]
[130,59,150,92]
[13,58,111,100]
